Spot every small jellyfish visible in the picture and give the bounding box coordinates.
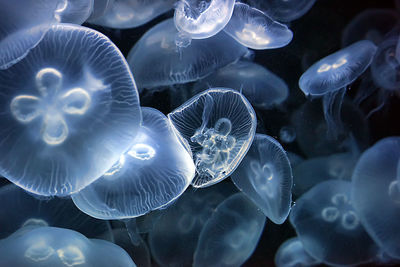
[0,24,141,196]
[127,19,248,90]
[274,237,320,267]
[231,134,293,224]
[279,126,296,143]
[168,88,256,188]
[290,180,378,266]
[351,137,400,259]
[223,3,293,50]
[54,0,94,24]
[174,0,235,39]
[72,107,195,219]
[193,193,266,267]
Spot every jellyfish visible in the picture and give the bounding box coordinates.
[290,180,378,266]
[87,0,115,20]
[0,226,136,267]
[286,152,304,168]
[54,0,94,24]
[72,107,195,219]
[351,137,400,259]
[127,19,249,90]
[0,23,141,196]
[279,126,296,143]
[223,3,293,50]
[193,193,266,267]
[174,0,235,39]
[193,61,289,110]
[231,134,293,224]
[299,40,377,139]
[274,237,320,267]
[89,0,175,29]
[168,88,256,188]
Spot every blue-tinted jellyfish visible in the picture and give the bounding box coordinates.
[193,193,266,267]
[223,3,293,50]
[286,152,304,168]
[168,88,257,188]
[127,19,248,90]
[72,107,195,219]
[274,237,320,267]
[0,226,135,267]
[279,126,296,143]
[0,23,141,196]
[351,137,400,259]
[87,0,114,20]
[193,61,289,110]
[174,0,235,39]
[231,134,292,224]
[89,0,175,29]
[290,180,378,266]
[54,0,94,25]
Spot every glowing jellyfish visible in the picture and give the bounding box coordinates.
[174,0,235,39]
[0,226,135,267]
[0,24,141,196]
[54,0,94,24]
[290,180,378,266]
[223,3,293,50]
[88,0,114,20]
[72,107,195,219]
[274,237,320,267]
[351,137,400,259]
[231,134,292,224]
[279,126,296,143]
[193,193,266,267]
[193,61,289,110]
[89,0,175,29]
[168,88,256,188]
[127,19,248,90]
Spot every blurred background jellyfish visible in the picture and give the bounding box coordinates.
[299,40,377,139]
[168,88,256,187]
[193,193,266,267]
[87,0,115,21]
[0,226,135,267]
[54,0,94,24]
[0,23,141,196]
[290,180,378,266]
[72,107,195,219]
[174,0,235,39]
[351,137,400,259]
[127,19,249,90]
[274,237,320,267]
[279,125,296,143]
[231,134,293,224]
[223,3,293,50]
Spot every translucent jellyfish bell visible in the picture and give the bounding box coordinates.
[54,0,94,24]
[231,134,293,224]
[0,24,141,196]
[87,0,115,20]
[351,137,400,259]
[72,107,195,219]
[290,180,378,266]
[127,19,248,90]
[274,237,320,267]
[193,193,266,267]
[174,0,235,39]
[168,88,257,188]
[223,3,293,50]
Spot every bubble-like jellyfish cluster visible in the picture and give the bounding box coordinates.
[0,1,399,266]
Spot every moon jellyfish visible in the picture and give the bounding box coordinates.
[351,137,400,259]
[0,226,135,267]
[193,193,266,267]
[168,88,256,187]
[290,180,378,266]
[174,0,235,39]
[72,107,195,219]
[279,126,296,143]
[88,0,115,20]
[0,24,141,196]
[223,3,293,50]
[193,61,289,110]
[274,237,320,267]
[231,134,293,224]
[55,0,94,24]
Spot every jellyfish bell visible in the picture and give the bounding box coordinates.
[54,0,94,25]
[87,0,115,20]
[279,126,296,143]
[274,237,320,267]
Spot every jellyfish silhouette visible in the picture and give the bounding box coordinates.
[274,237,320,267]
[279,126,296,143]
[0,23,141,196]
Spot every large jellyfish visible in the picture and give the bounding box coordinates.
[290,180,378,266]
[174,0,235,39]
[0,226,135,267]
[193,193,266,267]
[168,88,257,188]
[72,107,195,219]
[0,23,141,196]
[223,3,293,50]
[127,19,248,90]
[231,134,293,224]
[274,237,320,267]
[351,137,400,259]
